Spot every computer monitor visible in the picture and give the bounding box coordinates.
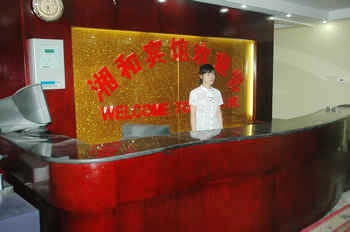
[0,84,51,133]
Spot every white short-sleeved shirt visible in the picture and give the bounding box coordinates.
[189,85,223,131]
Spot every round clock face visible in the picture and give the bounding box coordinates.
[32,0,64,22]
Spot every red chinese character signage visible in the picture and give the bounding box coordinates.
[169,37,189,62]
[227,68,244,92]
[214,52,230,77]
[143,40,166,68]
[114,52,142,79]
[73,27,255,143]
[227,96,240,108]
[87,37,247,117]
[87,66,119,102]
[192,42,211,65]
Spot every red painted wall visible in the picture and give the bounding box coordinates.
[0,0,273,138]
[0,2,25,97]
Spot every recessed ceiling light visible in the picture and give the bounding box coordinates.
[286,13,292,18]
[322,20,328,24]
[157,0,166,3]
[241,4,247,9]
[220,8,229,14]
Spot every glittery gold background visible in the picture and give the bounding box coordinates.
[72,27,255,144]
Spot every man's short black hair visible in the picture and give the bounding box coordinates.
[199,64,215,75]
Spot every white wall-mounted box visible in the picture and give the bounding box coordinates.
[27,38,65,90]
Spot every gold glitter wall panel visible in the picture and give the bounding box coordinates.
[72,27,255,144]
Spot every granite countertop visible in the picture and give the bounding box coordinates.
[1,106,350,164]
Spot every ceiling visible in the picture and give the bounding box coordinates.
[195,0,350,28]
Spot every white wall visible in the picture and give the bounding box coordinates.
[273,18,350,119]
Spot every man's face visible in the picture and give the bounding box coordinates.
[200,71,215,87]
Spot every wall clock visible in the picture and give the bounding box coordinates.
[32,0,64,22]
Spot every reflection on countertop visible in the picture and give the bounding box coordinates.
[1,105,350,164]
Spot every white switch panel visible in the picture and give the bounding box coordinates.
[27,38,65,90]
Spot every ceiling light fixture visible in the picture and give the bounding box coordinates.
[220,8,229,14]
[268,16,275,20]
[286,13,292,18]
[322,20,328,24]
[241,4,247,9]
[157,0,166,3]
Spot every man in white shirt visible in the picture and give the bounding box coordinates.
[189,64,223,131]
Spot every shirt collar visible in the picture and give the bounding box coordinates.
[200,85,212,92]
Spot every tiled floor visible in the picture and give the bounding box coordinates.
[302,191,350,231]
[329,191,350,213]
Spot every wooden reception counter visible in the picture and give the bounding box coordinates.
[1,106,350,232]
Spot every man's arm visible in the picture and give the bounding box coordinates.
[190,105,197,131]
[216,107,223,129]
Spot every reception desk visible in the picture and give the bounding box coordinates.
[1,106,350,232]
